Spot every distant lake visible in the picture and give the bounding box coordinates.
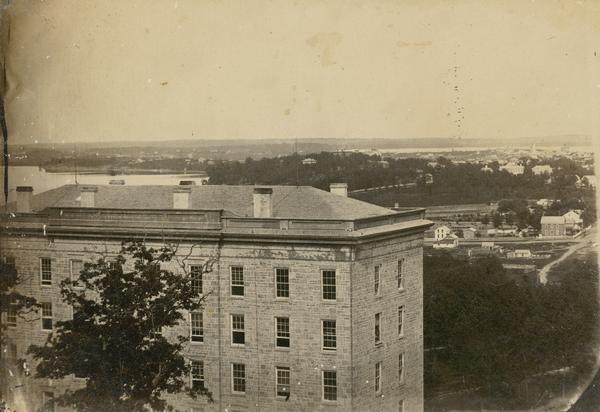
[0,166,208,205]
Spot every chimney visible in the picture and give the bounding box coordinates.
[16,186,33,213]
[330,183,348,197]
[173,187,191,209]
[253,187,273,218]
[80,186,98,207]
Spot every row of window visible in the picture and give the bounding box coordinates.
[35,259,408,300]
[190,355,406,401]
[7,301,406,348]
[188,308,404,348]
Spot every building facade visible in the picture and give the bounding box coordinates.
[1,184,432,411]
[540,215,566,237]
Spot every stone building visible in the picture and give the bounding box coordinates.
[1,183,432,411]
[540,215,566,237]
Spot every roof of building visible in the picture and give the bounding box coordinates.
[541,215,565,224]
[5,184,398,221]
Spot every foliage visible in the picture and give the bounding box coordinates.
[28,241,214,412]
[0,260,38,345]
[424,252,599,409]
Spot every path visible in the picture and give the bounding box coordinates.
[538,226,596,284]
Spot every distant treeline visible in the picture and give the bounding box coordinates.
[207,152,595,212]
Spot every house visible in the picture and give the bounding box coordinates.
[433,234,459,249]
[536,199,554,208]
[481,165,493,173]
[507,249,533,259]
[583,175,596,188]
[481,241,495,250]
[301,157,317,165]
[1,184,432,412]
[563,210,583,226]
[496,224,519,236]
[540,215,566,237]
[500,162,524,175]
[532,165,553,175]
[462,227,477,239]
[433,225,452,241]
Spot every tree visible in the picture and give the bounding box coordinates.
[0,258,38,400]
[28,241,217,411]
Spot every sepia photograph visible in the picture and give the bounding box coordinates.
[0,1,599,411]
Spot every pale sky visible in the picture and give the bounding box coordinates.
[3,0,600,144]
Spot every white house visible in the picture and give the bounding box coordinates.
[532,165,553,175]
[507,249,533,259]
[433,233,459,249]
[500,162,524,175]
[563,210,583,226]
[434,225,452,241]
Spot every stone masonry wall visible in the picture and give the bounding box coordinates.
[351,233,424,412]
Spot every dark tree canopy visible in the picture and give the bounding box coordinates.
[28,241,215,412]
[424,252,599,410]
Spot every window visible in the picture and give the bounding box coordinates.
[231,266,244,296]
[398,259,405,290]
[231,314,245,345]
[276,366,290,399]
[70,259,84,287]
[41,302,53,330]
[322,270,336,300]
[190,312,203,343]
[3,256,15,268]
[40,257,52,286]
[190,265,203,295]
[191,360,205,390]
[322,320,336,351]
[322,370,337,401]
[42,391,55,412]
[399,353,405,383]
[374,264,381,295]
[375,362,382,393]
[7,342,17,360]
[375,313,381,344]
[275,268,289,298]
[398,306,404,337]
[6,296,17,327]
[231,363,246,394]
[275,317,290,348]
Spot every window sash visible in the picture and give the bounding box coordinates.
[6,296,17,326]
[398,259,405,289]
[399,353,405,383]
[231,266,244,296]
[323,370,337,401]
[322,270,336,300]
[231,314,245,345]
[190,312,204,342]
[276,317,290,348]
[41,302,53,330]
[375,362,381,392]
[191,360,205,390]
[375,313,381,343]
[190,265,203,295]
[374,265,380,295]
[40,258,52,285]
[398,306,404,337]
[276,367,290,398]
[275,268,289,298]
[232,363,246,393]
[322,320,336,351]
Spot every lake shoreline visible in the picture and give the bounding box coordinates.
[4,165,207,176]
